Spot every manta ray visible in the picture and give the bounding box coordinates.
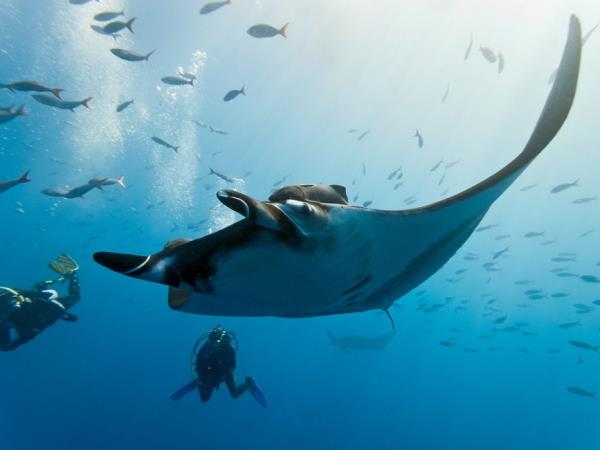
[94,17,582,318]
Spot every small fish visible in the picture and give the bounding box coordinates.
[414,129,423,148]
[358,129,370,141]
[362,162,366,176]
[572,196,597,204]
[441,83,450,102]
[581,275,600,283]
[90,24,121,39]
[0,170,31,194]
[199,0,232,15]
[387,168,402,180]
[89,176,126,189]
[524,231,544,238]
[479,46,497,63]
[464,33,473,60]
[579,229,595,238]
[438,174,446,186]
[568,340,599,352]
[556,272,579,278]
[111,48,155,62]
[1,80,63,98]
[177,69,196,82]
[550,292,569,298]
[492,247,509,260]
[445,160,460,169]
[247,23,288,39]
[223,86,246,102]
[497,52,505,74]
[514,279,531,285]
[495,234,510,241]
[524,289,542,295]
[439,340,456,347]
[430,160,443,172]
[567,387,596,400]
[209,168,241,183]
[540,240,558,246]
[0,105,28,124]
[41,179,106,199]
[528,294,545,300]
[475,224,498,233]
[151,136,178,153]
[551,256,575,262]
[94,10,125,22]
[208,126,228,135]
[393,182,403,190]
[116,99,134,112]
[362,200,373,208]
[161,76,194,86]
[493,316,507,324]
[520,184,537,192]
[558,320,580,329]
[103,18,136,35]
[551,179,578,193]
[32,94,92,111]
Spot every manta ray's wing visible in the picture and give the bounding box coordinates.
[405,15,580,219]
[350,16,581,309]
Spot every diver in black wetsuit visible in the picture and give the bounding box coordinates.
[196,325,250,401]
[0,254,80,351]
[170,325,267,406]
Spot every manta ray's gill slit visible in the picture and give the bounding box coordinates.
[342,274,373,296]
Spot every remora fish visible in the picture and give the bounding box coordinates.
[161,76,194,86]
[223,86,245,102]
[0,170,31,194]
[199,0,232,15]
[1,80,63,99]
[151,136,178,153]
[247,23,288,39]
[32,94,92,111]
[326,329,394,353]
[93,17,582,318]
[111,48,155,62]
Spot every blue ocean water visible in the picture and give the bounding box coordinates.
[1,1,599,449]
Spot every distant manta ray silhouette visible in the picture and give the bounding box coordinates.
[94,16,582,318]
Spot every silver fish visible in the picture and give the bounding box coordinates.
[209,168,242,183]
[32,94,92,111]
[161,76,194,86]
[247,23,288,39]
[103,18,135,35]
[151,136,178,153]
[464,33,473,60]
[89,177,126,189]
[0,105,27,124]
[551,179,578,193]
[223,86,245,102]
[479,46,497,63]
[111,48,155,62]
[199,0,231,15]
[1,80,63,98]
[94,10,125,22]
[498,52,505,74]
[566,386,597,400]
[414,129,423,148]
[116,99,134,112]
[0,170,30,194]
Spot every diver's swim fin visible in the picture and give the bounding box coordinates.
[170,380,197,401]
[49,254,79,276]
[248,377,268,407]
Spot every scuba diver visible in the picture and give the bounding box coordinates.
[0,254,80,351]
[170,325,267,407]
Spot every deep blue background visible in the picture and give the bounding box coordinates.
[1,1,599,449]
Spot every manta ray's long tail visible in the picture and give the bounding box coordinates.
[409,15,581,217]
